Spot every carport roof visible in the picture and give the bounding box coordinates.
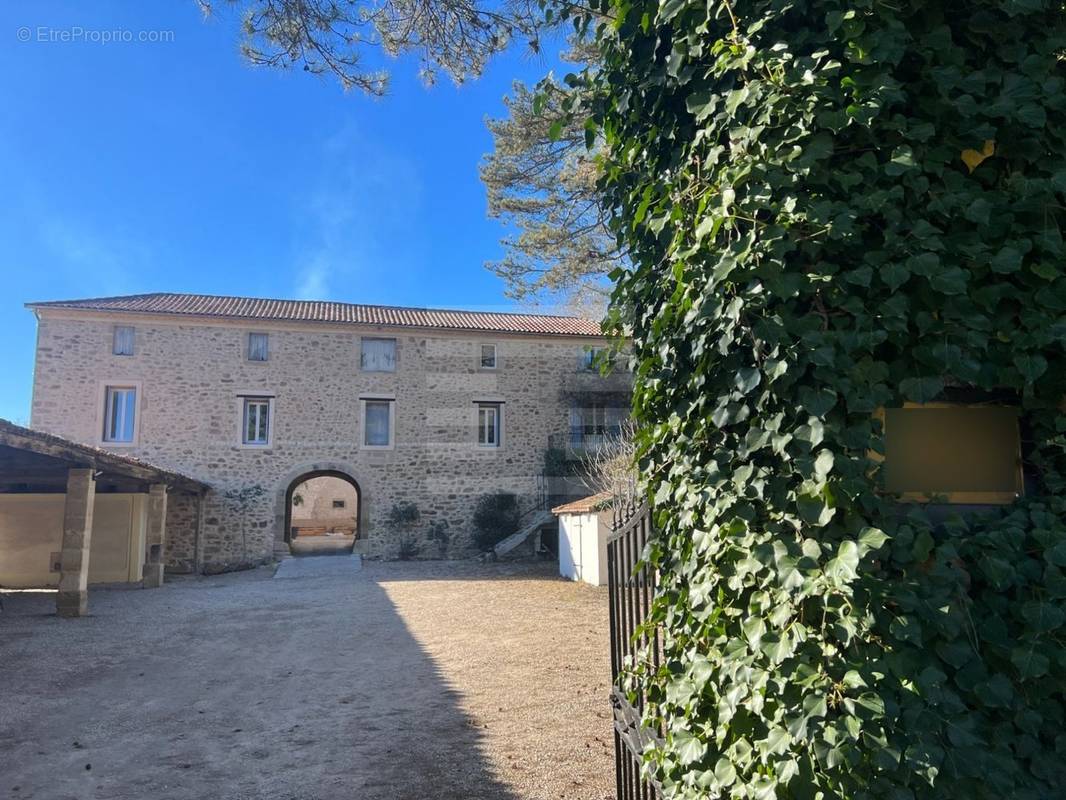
[0,419,209,493]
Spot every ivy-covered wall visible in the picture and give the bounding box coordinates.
[580,0,1066,796]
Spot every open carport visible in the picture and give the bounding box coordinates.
[0,419,208,616]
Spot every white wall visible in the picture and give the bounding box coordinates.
[0,493,146,588]
[558,511,610,587]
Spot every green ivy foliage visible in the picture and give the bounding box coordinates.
[570,0,1066,796]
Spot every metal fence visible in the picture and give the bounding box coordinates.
[608,501,663,799]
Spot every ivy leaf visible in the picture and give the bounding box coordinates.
[673,729,706,765]
[1015,353,1048,383]
[813,449,835,479]
[961,139,995,172]
[714,757,737,787]
[1011,648,1050,679]
[735,367,762,394]
[929,267,969,295]
[991,246,1023,274]
[826,540,860,582]
[761,727,791,757]
[858,526,888,552]
[900,376,944,402]
[881,262,910,290]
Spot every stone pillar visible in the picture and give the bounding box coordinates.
[143,483,168,588]
[57,468,96,618]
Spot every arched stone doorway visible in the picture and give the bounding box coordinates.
[275,464,365,557]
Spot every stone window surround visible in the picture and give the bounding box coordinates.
[479,342,498,370]
[97,379,142,448]
[360,394,396,450]
[474,398,505,450]
[236,391,276,450]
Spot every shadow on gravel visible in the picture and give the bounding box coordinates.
[0,567,520,800]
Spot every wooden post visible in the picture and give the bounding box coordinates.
[143,483,168,588]
[57,468,95,618]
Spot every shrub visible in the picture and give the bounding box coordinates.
[427,519,451,557]
[397,534,421,560]
[472,492,521,551]
[387,501,421,528]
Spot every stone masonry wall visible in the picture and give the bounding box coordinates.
[30,311,630,569]
[164,490,201,573]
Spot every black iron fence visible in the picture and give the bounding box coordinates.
[608,501,663,799]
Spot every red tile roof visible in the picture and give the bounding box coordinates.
[551,491,614,515]
[27,293,603,338]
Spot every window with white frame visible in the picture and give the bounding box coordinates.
[477,402,502,448]
[480,343,498,369]
[103,386,137,443]
[362,398,394,448]
[241,397,272,446]
[248,332,269,362]
[112,325,134,356]
[361,338,396,372]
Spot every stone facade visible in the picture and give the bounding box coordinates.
[29,308,630,569]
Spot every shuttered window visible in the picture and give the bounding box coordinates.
[112,326,134,356]
[360,338,396,372]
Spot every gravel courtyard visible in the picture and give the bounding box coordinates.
[0,560,613,800]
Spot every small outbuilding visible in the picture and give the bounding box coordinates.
[0,419,208,617]
[552,492,613,587]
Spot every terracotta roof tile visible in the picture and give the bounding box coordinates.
[551,491,614,515]
[27,293,603,338]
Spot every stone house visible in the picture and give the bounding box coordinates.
[26,293,631,572]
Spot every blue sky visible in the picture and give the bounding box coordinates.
[0,2,564,423]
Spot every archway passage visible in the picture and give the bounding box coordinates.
[285,471,361,556]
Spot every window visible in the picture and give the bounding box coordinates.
[569,402,626,449]
[881,404,1024,504]
[248,332,269,362]
[112,326,134,356]
[361,338,396,372]
[103,386,137,443]
[241,397,272,446]
[480,344,498,369]
[583,346,607,370]
[362,398,394,448]
[477,402,502,448]
[332,499,346,509]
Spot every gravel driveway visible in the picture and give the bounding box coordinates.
[0,560,613,800]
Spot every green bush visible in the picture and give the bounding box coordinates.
[427,519,451,557]
[396,533,421,560]
[472,492,521,551]
[564,0,1066,796]
[388,501,421,528]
